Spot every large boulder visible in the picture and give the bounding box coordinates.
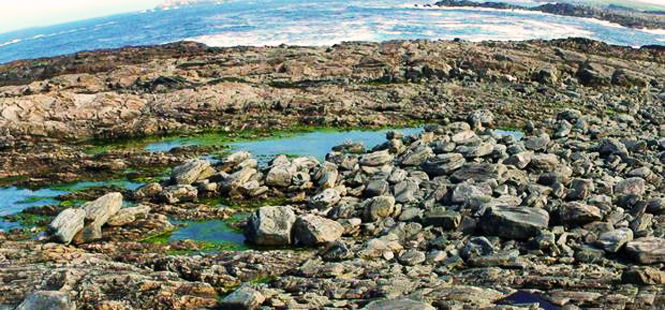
[220,286,265,310]
[222,167,257,191]
[480,206,549,240]
[16,291,75,310]
[245,206,296,246]
[83,192,122,227]
[625,237,665,264]
[451,163,506,183]
[293,215,344,246]
[48,209,86,245]
[309,188,342,210]
[160,185,198,204]
[265,164,296,187]
[362,195,396,222]
[615,177,646,196]
[468,109,494,126]
[107,205,151,226]
[362,298,435,310]
[359,150,394,166]
[422,153,465,176]
[559,202,602,225]
[597,228,633,253]
[171,159,213,185]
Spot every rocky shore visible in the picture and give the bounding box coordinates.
[0,37,664,309]
[432,0,665,30]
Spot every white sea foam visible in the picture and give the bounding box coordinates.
[0,39,21,48]
[31,34,45,39]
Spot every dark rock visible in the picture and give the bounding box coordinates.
[480,206,549,240]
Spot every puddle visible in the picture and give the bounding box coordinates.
[145,127,425,160]
[497,291,560,310]
[167,216,249,252]
[494,129,524,140]
[0,179,144,230]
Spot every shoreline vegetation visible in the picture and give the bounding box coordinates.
[430,0,665,30]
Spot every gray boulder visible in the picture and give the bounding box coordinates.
[107,205,151,226]
[615,177,646,196]
[309,188,342,210]
[480,206,549,240]
[16,291,75,310]
[468,109,494,126]
[265,164,296,187]
[597,228,633,253]
[220,286,265,310]
[422,153,465,176]
[362,195,396,222]
[160,185,198,204]
[245,206,296,246]
[359,150,394,166]
[400,146,433,166]
[171,159,213,185]
[293,215,344,246]
[559,202,602,225]
[625,237,665,264]
[48,208,86,245]
[451,163,506,183]
[362,298,435,310]
[83,192,122,227]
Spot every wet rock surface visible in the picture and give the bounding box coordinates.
[1,38,665,310]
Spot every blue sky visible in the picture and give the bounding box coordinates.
[0,0,162,34]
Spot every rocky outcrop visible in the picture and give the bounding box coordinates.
[245,206,296,246]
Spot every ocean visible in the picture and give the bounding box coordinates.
[0,0,664,64]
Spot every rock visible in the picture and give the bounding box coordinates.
[265,164,295,187]
[647,198,665,214]
[566,178,594,201]
[554,120,572,138]
[400,146,433,166]
[394,179,419,203]
[456,142,493,158]
[82,192,122,227]
[220,286,265,310]
[468,109,494,126]
[597,228,633,253]
[535,68,558,84]
[451,163,506,183]
[529,153,559,171]
[245,206,296,246]
[309,188,341,210]
[523,134,550,151]
[222,151,251,170]
[559,202,602,225]
[577,62,612,86]
[503,151,533,169]
[171,159,213,185]
[398,250,426,266]
[480,206,549,240]
[134,182,162,200]
[222,167,256,191]
[359,150,394,166]
[557,108,582,121]
[365,178,389,197]
[16,291,75,310]
[48,208,86,244]
[625,237,665,264]
[422,153,465,176]
[423,207,461,229]
[160,185,198,204]
[598,138,628,157]
[107,205,151,226]
[461,236,495,260]
[615,177,646,196]
[362,195,396,222]
[451,130,480,145]
[293,215,344,246]
[361,298,435,310]
[622,267,665,285]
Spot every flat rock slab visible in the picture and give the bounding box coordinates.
[48,208,86,244]
[16,291,75,310]
[171,159,213,185]
[480,206,549,240]
[625,237,665,264]
[220,286,265,310]
[362,298,436,310]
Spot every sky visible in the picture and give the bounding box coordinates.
[0,0,162,34]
